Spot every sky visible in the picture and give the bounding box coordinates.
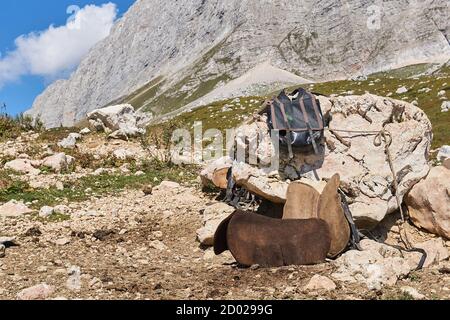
[0,0,135,116]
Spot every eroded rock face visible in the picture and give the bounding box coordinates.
[203,94,432,227]
[26,0,450,128]
[406,166,450,239]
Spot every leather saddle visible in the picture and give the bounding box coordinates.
[214,210,331,267]
[283,174,351,258]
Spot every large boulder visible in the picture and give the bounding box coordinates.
[200,157,233,189]
[42,153,75,173]
[331,239,448,290]
[3,159,41,175]
[58,133,82,149]
[87,104,150,140]
[437,145,450,162]
[0,200,34,217]
[406,166,450,239]
[196,203,236,246]
[203,94,432,227]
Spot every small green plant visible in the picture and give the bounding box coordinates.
[0,108,45,141]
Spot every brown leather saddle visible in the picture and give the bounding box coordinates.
[283,174,351,258]
[214,210,331,267]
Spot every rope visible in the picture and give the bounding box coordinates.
[325,126,416,252]
[372,129,414,251]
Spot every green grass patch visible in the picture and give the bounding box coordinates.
[0,113,44,142]
[0,162,199,209]
[158,63,449,148]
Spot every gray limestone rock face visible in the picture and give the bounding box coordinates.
[26,0,450,128]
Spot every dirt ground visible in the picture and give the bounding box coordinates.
[1,183,449,301]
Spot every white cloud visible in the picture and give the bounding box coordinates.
[0,3,117,88]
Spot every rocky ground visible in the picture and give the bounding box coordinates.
[0,127,449,301]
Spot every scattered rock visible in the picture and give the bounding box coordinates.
[58,133,82,149]
[0,236,16,245]
[142,185,153,195]
[53,237,71,246]
[0,244,5,258]
[0,200,34,218]
[437,145,450,162]
[17,283,54,300]
[196,203,236,246]
[24,227,42,237]
[401,286,425,300]
[149,240,168,251]
[55,181,65,191]
[441,101,449,113]
[113,148,136,160]
[4,159,40,175]
[87,104,148,140]
[415,238,449,268]
[42,153,75,173]
[444,159,450,170]
[304,275,337,292]
[80,128,91,135]
[54,205,70,215]
[332,240,423,290]
[407,166,450,239]
[93,229,116,241]
[200,157,233,189]
[396,86,408,94]
[157,181,181,191]
[66,266,82,291]
[39,206,54,218]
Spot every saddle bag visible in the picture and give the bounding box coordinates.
[265,87,325,158]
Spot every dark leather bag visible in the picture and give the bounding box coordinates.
[266,88,324,157]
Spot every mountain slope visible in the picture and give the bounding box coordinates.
[26,0,450,128]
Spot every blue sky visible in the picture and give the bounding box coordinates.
[0,0,135,116]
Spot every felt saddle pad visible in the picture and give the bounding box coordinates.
[214,211,330,267]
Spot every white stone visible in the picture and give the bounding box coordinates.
[66,266,82,291]
[86,104,147,140]
[58,133,82,149]
[437,145,450,162]
[17,283,54,300]
[80,128,91,135]
[396,86,408,94]
[4,159,40,175]
[113,148,135,160]
[42,153,75,173]
[401,286,425,300]
[0,200,34,217]
[441,101,449,113]
[149,240,168,251]
[304,275,337,292]
[39,206,54,218]
[196,203,236,246]
[157,181,181,190]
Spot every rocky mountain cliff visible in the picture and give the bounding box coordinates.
[26,0,450,128]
